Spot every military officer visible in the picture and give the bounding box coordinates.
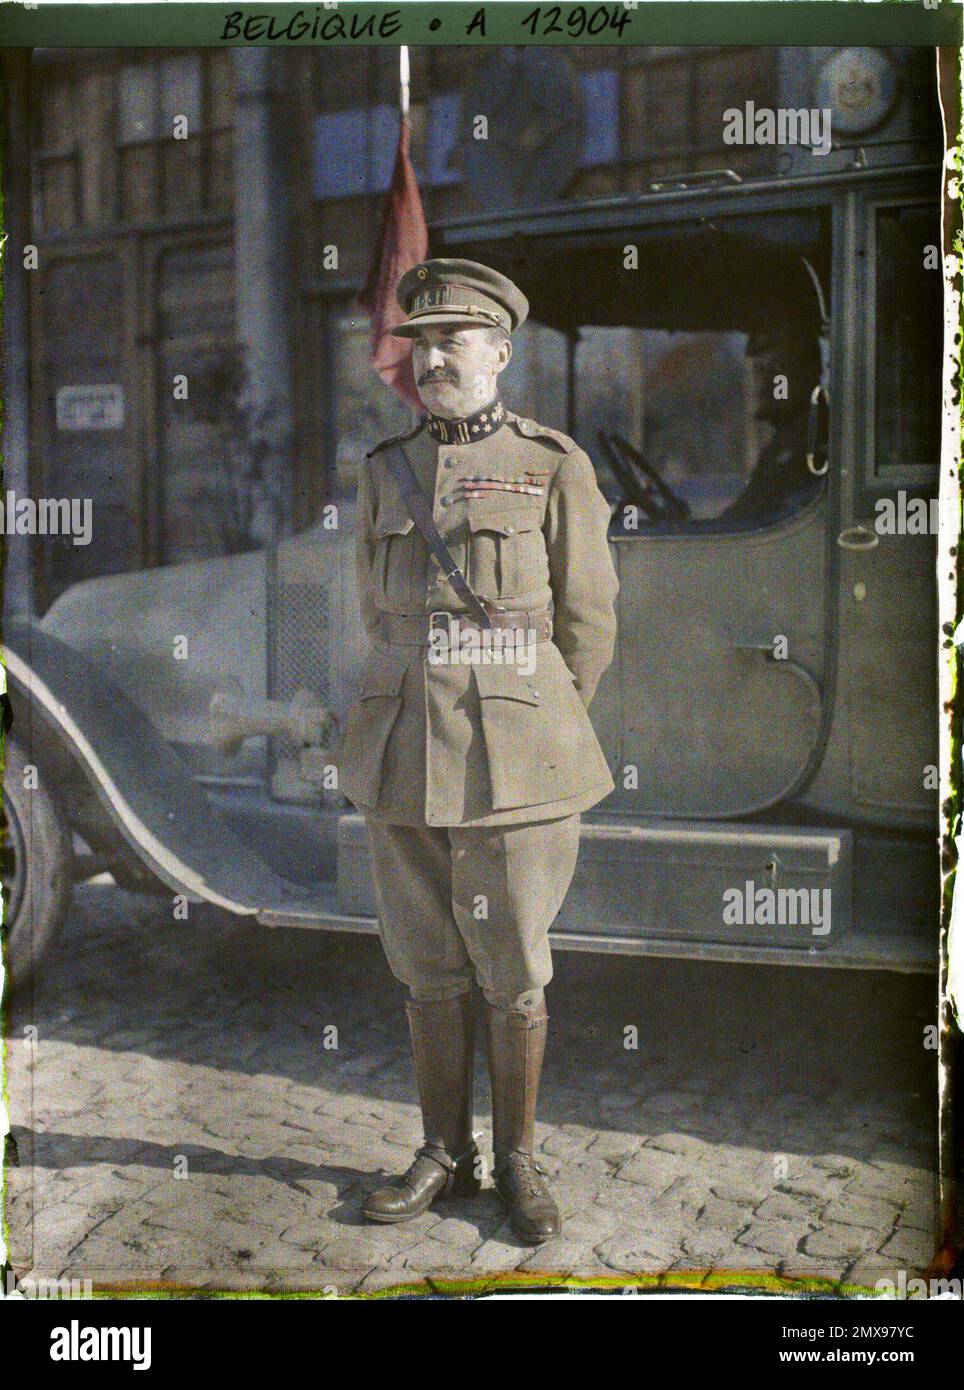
[335,259,618,1244]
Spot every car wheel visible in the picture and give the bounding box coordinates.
[1,736,74,994]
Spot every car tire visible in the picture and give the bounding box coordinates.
[1,736,74,995]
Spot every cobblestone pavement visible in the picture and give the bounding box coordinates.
[4,882,939,1295]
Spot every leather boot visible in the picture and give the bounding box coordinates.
[484,999,561,1245]
[363,992,480,1223]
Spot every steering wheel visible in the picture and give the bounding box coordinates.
[598,431,690,524]
[596,430,653,515]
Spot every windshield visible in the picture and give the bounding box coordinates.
[493,211,830,527]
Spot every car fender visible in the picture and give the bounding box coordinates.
[2,620,301,916]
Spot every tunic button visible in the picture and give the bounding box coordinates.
[505,525,515,534]
[444,457,456,469]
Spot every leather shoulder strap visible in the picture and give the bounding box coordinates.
[380,444,496,629]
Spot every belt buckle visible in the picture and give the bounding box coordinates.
[429,610,455,643]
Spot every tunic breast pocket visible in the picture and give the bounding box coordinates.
[467,508,545,600]
[374,496,417,605]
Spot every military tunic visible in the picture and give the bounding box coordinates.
[334,410,619,828]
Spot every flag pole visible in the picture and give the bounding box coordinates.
[399,45,410,118]
[398,45,418,426]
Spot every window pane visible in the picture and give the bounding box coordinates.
[160,55,203,136]
[313,100,459,197]
[313,110,369,199]
[332,314,414,498]
[41,255,137,596]
[576,328,756,518]
[118,144,158,221]
[874,204,943,471]
[581,69,619,165]
[426,93,462,186]
[41,158,78,233]
[499,321,569,431]
[118,64,156,145]
[207,49,236,130]
[40,76,75,151]
[157,243,240,562]
[313,106,397,199]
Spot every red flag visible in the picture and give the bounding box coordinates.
[356,114,428,409]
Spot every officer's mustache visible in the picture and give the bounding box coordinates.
[418,371,458,385]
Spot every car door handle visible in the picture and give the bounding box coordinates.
[837,525,879,551]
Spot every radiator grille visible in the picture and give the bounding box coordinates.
[266,517,363,783]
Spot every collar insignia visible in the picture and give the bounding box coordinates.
[427,398,506,445]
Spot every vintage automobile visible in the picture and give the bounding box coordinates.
[1,138,945,992]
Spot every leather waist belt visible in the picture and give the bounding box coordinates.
[377,607,554,647]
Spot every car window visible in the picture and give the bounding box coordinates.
[489,215,830,528]
[871,202,943,478]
